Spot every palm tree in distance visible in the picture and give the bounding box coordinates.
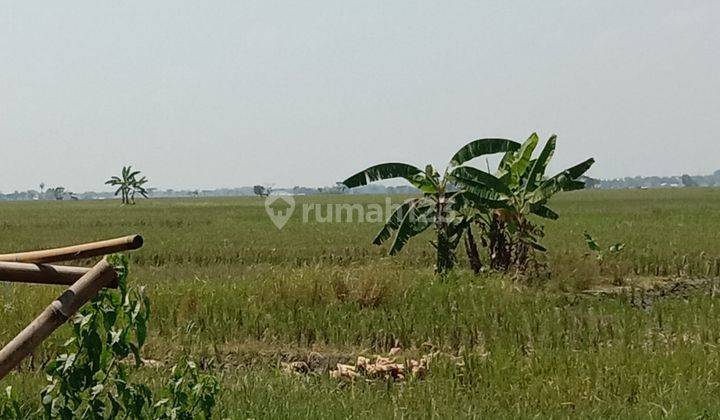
[105,166,150,205]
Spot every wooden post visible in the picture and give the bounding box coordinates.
[0,235,143,264]
[0,262,118,288]
[0,259,116,380]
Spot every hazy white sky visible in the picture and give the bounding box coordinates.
[1,1,718,192]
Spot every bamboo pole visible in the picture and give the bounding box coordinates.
[0,261,118,288]
[0,235,143,264]
[0,259,115,380]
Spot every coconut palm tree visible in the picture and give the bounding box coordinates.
[106,166,150,205]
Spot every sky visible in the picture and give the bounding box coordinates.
[0,1,718,192]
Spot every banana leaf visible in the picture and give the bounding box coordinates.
[524,135,556,191]
[342,163,423,188]
[531,204,559,220]
[450,166,511,195]
[530,158,595,203]
[509,133,539,186]
[389,200,436,255]
[450,138,520,167]
[373,199,416,245]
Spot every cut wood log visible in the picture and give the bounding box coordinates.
[0,235,143,264]
[0,259,116,380]
[0,261,118,288]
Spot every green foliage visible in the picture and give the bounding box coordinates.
[40,254,151,418]
[453,133,595,274]
[341,138,519,273]
[583,232,627,284]
[38,255,218,419]
[0,387,30,418]
[449,138,521,167]
[1,193,720,416]
[341,133,594,275]
[153,360,220,419]
[105,166,150,205]
[344,162,448,272]
[341,163,425,190]
[583,232,626,260]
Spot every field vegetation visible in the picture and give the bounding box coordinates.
[2,188,720,417]
[341,134,594,274]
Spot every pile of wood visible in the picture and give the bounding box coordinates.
[330,353,430,382]
[280,348,432,382]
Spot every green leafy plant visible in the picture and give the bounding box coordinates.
[40,255,219,419]
[584,232,626,261]
[453,133,595,273]
[342,138,520,274]
[584,232,626,284]
[41,254,151,418]
[105,166,150,205]
[0,387,29,418]
[342,134,594,276]
[153,360,220,419]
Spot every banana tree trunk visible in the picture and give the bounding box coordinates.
[464,225,482,274]
[489,214,511,271]
[513,217,531,272]
[435,194,454,274]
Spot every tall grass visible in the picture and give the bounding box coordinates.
[1,188,720,417]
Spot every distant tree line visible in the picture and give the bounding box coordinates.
[0,184,78,201]
[0,170,718,202]
[595,170,720,189]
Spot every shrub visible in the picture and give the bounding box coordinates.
[39,255,219,419]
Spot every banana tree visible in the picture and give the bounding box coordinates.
[341,138,520,273]
[128,175,150,204]
[452,133,595,271]
[106,166,150,205]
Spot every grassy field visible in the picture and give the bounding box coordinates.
[2,188,720,418]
